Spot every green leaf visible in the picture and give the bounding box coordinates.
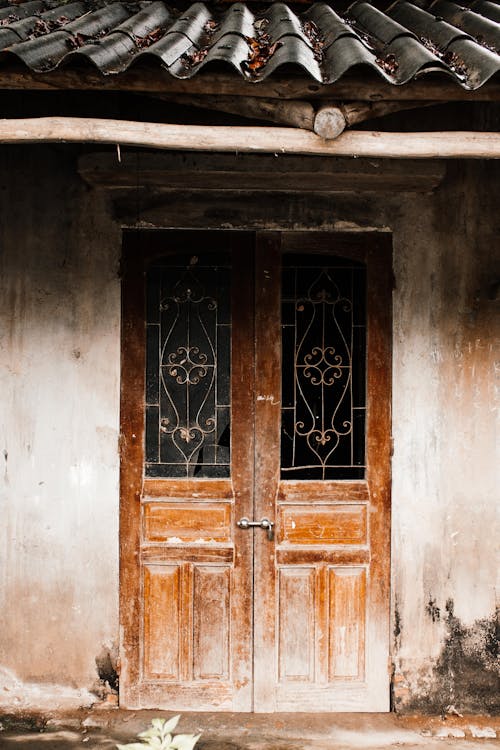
[151,719,167,732]
[147,736,163,750]
[160,716,181,735]
[138,728,160,739]
[169,734,201,750]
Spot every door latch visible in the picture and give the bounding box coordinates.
[237,517,274,541]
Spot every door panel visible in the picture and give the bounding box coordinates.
[253,232,391,712]
[120,232,254,710]
[120,230,391,712]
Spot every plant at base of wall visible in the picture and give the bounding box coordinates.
[117,716,200,750]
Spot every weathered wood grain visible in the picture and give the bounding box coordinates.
[279,505,368,545]
[2,117,499,157]
[79,151,447,193]
[253,232,283,711]
[143,502,232,543]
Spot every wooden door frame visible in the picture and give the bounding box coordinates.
[119,228,392,711]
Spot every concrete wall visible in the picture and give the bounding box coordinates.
[0,147,498,712]
[0,147,122,709]
[390,162,499,713]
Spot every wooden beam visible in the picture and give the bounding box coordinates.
[314,101,438,139]
[0,69,499,101]
[159,95,315,130]
[158,96,438,139]
[78,152,446,193]
[113,189,394,230]
[1,117,499,158]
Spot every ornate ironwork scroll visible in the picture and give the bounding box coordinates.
[281,255,366,480]
[145,253,231,478]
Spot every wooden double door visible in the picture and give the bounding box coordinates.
[120,231,391,712]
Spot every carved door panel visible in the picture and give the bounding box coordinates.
[120,231,391,712]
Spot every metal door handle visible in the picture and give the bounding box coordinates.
[237,517,274,541]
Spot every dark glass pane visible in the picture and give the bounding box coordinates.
[145,325,160,405]
[324,466,365,480]
[282,301,296,326]
[353,409,366,467]
[146,463,187,478]
[352,325,366,408]
[281,409,295,468]
[216,325,231,407]
[145,252,231,478]
[281,255,366,480]
[281,327,295,409]
[196,464,231,478]
[145,405,159,463]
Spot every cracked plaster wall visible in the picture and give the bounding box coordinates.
[0,147,498,712]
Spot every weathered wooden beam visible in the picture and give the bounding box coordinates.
[161,95,315,130]
[113,189,394,230]
[159,96,437,139]
[313,101,437,139]
[78,152,447,193]
[0,69,499,102]
[1,117,499,158]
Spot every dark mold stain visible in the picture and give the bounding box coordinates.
[94,644,119,697]
[426,596,441,623]
[393,594,402,651]
[397,600,500,714]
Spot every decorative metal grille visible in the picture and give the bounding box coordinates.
[281,255,366,480]
[145,253,231,478]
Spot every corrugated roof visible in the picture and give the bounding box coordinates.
[0,0,498,90]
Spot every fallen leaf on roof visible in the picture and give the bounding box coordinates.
[242,32,282,76]
[203,19,219,33]
[0,15,19,26]
[134,26,164,49]
[302,19,324,62]
[376,53,399,75]
[182,47,208,67]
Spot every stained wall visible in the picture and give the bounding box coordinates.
[0,146,498,711]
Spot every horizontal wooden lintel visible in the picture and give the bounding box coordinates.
[79,151,447,193]
[1,69,499,102]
